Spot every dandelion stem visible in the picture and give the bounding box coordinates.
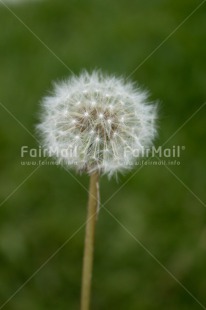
[80,172,99,310]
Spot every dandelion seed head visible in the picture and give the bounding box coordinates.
[37,71,157,176]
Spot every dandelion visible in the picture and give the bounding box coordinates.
[37,70,157,310]
[37,71,157,177]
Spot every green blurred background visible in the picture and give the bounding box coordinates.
[0,0,206,309]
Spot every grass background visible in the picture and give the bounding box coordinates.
[0,0,206,309]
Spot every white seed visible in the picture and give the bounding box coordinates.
[37,71,157,176]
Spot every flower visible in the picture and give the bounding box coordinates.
[37,71,157,176]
